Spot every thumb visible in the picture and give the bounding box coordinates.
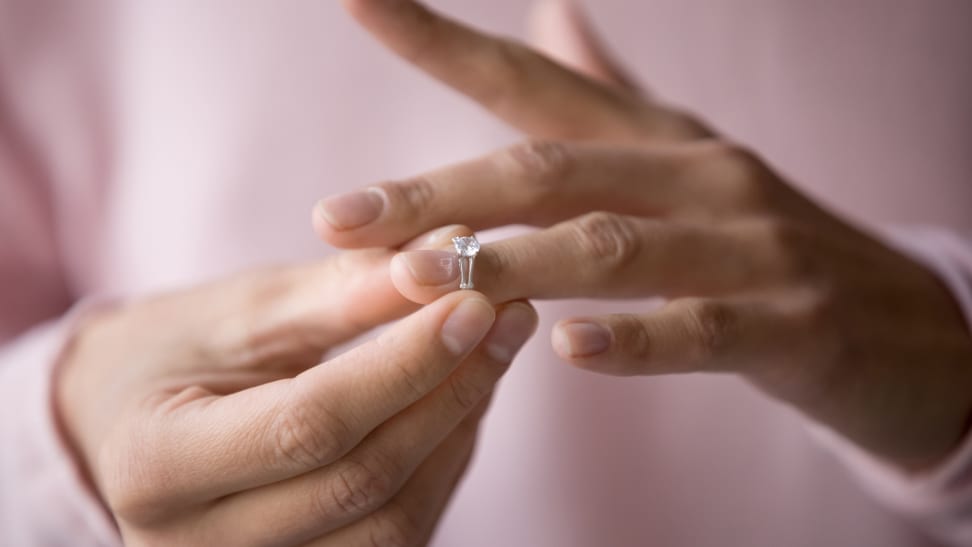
[527,0,639,91]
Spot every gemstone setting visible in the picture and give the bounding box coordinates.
[452,235,480,289]
[452,236,480,257]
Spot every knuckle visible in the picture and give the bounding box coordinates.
[100,453,158,523]
[755,218,820,281]
[502,140,573,193]
[762,216,806,244]
[571,212,641,273]
[802,290,837,341]
[382,345,429,402]
[772,289,843,403]
[663,107,712,140]
[368,501,424,547]
[683,299,738,362]
[207,266,336,371]
[323,459,397,518]
[703,141,772,211]
[98,428,177,526]
[380,176,436,221]
[206,270,289,370]
[486,244,509,284]
[715,141,763,180]
[446,371,490,412]
[614,315,653,364]
[270,393,351,470]
[394,5,439,65]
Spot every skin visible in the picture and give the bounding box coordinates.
[317,0,972,473]
[57,225,539,546]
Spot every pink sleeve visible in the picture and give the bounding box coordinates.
[0,101,120,544]
[0,310,121,546]
[812,227,972,547]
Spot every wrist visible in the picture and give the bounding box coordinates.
[54,308,122,494]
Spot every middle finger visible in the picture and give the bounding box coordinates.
[315,140,769,250]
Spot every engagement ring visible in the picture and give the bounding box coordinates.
[452,235,480,290]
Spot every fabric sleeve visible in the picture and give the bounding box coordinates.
[0,309,121,546]
[0,87,121,545]
[811,226,972,547]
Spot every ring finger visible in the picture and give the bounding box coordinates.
[391,215,794,304]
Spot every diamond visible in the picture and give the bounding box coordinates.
[452,236,480,258]
[452,235,480,289]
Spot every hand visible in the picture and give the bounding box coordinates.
[319,0,972,472]
[57,229,538,546]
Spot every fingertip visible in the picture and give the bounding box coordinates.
[390,253,428,303]
[551,319,613,360]
[527,0,570,54]
[339,0,370,20]
[402,224,473,251]
[428,287,493,326]
[311,199,333,241]
[341,0,419,37]
[390,251,457,304]
[504,299,539,318]
[310,198,357,247]
[527,0,636,90]
[440,292,496,356]
[551,321,571,359]
[312,186,392,248]
[483,301,539,363]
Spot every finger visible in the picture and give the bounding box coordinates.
[528,0,639,91]
[195,224,467,374]
[316,140,768,249]
[400,223,473,251]
[551,295,806,377]
[108,291,498,518]
[207,303,536,546]
[303,397,490,547]
[392,216,793,304]
[341,0,708,141]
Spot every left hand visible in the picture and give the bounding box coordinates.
[58,227,537,547]
[318,0,972,472]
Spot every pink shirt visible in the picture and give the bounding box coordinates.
[1,1,971,545]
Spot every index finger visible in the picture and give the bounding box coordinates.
[341,0,710,141]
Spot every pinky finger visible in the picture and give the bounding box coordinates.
[304,398,489,547]
[551,296,811,378]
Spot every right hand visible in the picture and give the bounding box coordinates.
[56,230,538,546]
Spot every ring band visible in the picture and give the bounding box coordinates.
[452,235,480,290]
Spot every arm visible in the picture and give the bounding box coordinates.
[814,226,972,545]
[55,229,537,546]
[0,99,119,544]
[0,311,121,546]
[325,0,972,542]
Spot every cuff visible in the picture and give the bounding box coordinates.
[809,225,972,545]
[0,301,122,546]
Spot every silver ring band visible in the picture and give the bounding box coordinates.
[452,235,481,290]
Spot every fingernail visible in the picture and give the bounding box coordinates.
[399,250,458,286]
[483,303,538,363]
[441,298,496,356]
[422,225,463,248]
[317,188,385,230]
[553,321,612,357]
